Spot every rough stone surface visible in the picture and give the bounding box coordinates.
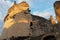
[1,1,60,40]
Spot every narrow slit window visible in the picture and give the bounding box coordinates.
[30,22,33,26]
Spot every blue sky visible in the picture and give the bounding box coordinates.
[0,0,56,35]
[0,0,56,20]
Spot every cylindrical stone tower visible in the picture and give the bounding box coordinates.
[54,1,60,24]
[1,1,32,40]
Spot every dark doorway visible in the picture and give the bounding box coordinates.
[43,35,56,40]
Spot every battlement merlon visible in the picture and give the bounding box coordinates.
[49,15,56,25]
[4,1,29,22]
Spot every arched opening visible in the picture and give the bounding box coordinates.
[43,35,56,40]
[3,39,6,40]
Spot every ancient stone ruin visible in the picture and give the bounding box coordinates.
[0,1,60,40]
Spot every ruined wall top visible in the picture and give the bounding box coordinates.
[49,15,56,25]
[4,1,29,22]
[8,1,29,13]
